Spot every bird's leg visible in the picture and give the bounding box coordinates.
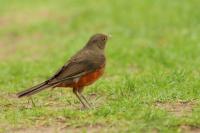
[73,88,88,108]
[78,88,91,107]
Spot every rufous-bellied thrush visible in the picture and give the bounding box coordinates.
[17,33,109,108]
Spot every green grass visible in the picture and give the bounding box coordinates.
[0,0,200,132]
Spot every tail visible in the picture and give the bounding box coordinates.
[17,81,52,98]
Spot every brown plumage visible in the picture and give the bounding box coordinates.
[17,33,109,108]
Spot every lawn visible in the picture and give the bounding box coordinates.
[0,0,200,132]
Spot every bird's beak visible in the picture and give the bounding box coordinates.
[107,34,112,39]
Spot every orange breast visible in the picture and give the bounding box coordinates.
[55,64,105,88]
[71,66,105,88]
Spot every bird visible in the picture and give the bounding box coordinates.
[17,33,109,108]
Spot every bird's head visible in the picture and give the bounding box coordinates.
[86,33,110,50]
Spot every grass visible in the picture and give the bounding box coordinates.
[0,0,200,132]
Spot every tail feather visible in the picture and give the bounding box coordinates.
[17,81,52,98]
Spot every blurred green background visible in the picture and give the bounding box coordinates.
[0,0,200,132]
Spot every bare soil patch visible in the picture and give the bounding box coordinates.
[0,42,17,60]
[0,36,47,61]
[155,101,197,117]
[7,123,105,133]
[180,125,200,133]
[0,10,68,28]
